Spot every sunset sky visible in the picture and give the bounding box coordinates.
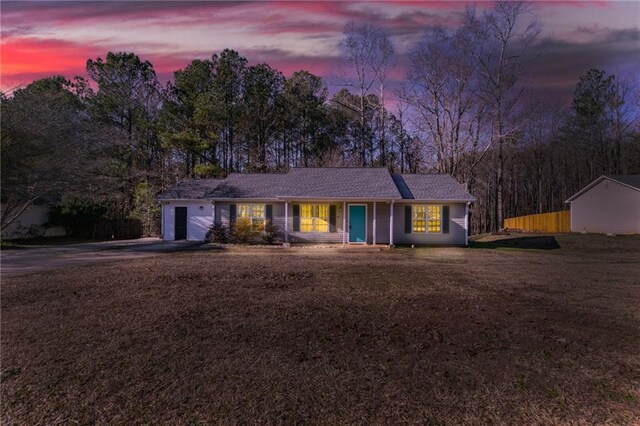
[2,1,639,102]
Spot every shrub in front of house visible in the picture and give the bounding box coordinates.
[205,221,281,245]
[205,223,229,244]
[261,225,281,245]
[230,217,257,243]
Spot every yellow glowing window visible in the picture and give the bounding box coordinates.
[301,204,314,232]
[300,204,330,233]
[412,205,426,233]
[238,204,251,218]
[428,206,442,233]
[316,204,329,232]
[237,204,265,231]
[412,205,441,233]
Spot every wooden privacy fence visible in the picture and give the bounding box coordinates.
[503,210,570,233]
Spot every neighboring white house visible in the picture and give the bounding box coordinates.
[565,175,640,235]
[1,204,66,239]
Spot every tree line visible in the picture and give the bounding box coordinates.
[2,1,638,236]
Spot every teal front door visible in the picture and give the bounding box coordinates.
[348,205,366,243]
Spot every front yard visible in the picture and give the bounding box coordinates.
[2,234,639,424]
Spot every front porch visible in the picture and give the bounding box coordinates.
[281,200,396,246]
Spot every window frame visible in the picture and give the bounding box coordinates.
[299,203,330,233]
[411,204,443,234]
[236,203,266,231]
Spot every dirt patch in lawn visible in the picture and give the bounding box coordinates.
[2,234,640,424]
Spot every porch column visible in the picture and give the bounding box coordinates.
[465,202,469,246]
[389,200,394,247]
[211,201,216,226]
[342,201,346,245]
[373,202,377,245]
[284,201,289,243]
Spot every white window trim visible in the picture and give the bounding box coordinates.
[237,204,266,229]
[300,204,330,233]
[412,204,443,234]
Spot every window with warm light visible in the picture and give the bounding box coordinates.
[412,205,441,233]
[412,205,427,233]
[300,204,330,233]
[428,205,442,233]
[301,204,314,232]
[237,204,266,231]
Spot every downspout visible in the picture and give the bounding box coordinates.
[465,202,470,246]
[373,201,377,245]
[389,200,394,247]
[342,201,346,246]
[284,201,289,244]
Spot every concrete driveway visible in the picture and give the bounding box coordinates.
[1,238,205,277]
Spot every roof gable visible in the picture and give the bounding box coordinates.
[392,174,476,202]
[565,175,640,203]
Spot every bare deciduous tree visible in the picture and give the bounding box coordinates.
[338,21,394,166]
[465,1,541,231]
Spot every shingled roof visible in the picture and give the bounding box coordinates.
[205,173,288,199]
[157,179,224,200]
[157,168,475,202]
[607,175,640,190]
[281,168,400,199]
[391,174,476,201]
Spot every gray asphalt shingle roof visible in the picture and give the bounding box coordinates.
[157,179,224,200]
[157,168,476,202]
[392,174,476,201]
[282,168,400,198]
[608,175,640,190]
[205,173,288,199]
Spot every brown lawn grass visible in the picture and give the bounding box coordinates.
[2,233,640,424]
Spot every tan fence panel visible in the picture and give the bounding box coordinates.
[503,210,570,233]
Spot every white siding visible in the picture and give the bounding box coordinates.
[570,179,640,234]
[214,201,468,245]
[392,202,467,246]
[162,201,213,241]
[216,201,346,243]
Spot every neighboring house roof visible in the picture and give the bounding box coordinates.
[157,168,475,202]
[565,174,640,203]
[157,179,224,200]
[392,173,477,201]
[607,175,640,190]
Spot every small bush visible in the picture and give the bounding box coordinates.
[230,218,256,243]
[261,225,281,244]
[205,223,230,244]
[206,221,282,245]
[50,198,108,238]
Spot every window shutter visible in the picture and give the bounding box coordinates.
[442,206,450,234]
[404,205,412,233]
[292,204,300,232]
[229,204,236,224]
[329,205,337,232]
[265,204,273,231]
